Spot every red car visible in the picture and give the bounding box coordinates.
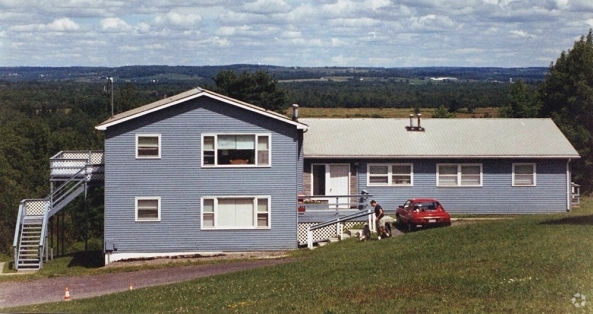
[396,198,451,232]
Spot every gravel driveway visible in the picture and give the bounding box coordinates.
[0,257,294,309]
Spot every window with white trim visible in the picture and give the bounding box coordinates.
[201,196,270,229]
[136,134,160,158]
[135,197,161,222]
[513,163,536,186]
[437,164,482,187]
[202,134,270,166]
[367,164,413,186]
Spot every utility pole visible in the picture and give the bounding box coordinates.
[108,77,114,117]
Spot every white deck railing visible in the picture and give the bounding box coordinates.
[50,150,104,181]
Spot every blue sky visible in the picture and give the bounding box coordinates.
[1,0,593,67]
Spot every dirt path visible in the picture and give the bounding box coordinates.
[0,258,294,309]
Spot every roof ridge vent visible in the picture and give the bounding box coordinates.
[405,113,425,132]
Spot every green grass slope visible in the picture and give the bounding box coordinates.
[9,199,593,313]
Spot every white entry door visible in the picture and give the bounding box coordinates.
[328,164,350,208]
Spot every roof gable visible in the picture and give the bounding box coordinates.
[95,88,308,131]
[300,118,579,159]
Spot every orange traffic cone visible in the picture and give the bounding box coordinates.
[64,287,71,301]
[129,283,133,290]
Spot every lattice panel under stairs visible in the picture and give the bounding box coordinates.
[24,200,48,216]
[297,222,360,244]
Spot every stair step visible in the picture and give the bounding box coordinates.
[20,248,39,252]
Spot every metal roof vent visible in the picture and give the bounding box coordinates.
[292,104,299,121]
[405,113,425,132]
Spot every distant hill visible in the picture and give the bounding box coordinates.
[0,65,548,83]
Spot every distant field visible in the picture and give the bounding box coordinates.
[285,107,499,118]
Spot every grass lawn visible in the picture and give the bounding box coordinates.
[8,198,593,313]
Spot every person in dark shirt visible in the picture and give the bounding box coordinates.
[371,200,389,239]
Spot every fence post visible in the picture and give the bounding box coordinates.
[307,226,313,249]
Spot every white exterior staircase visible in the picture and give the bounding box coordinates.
[12,151,104,271]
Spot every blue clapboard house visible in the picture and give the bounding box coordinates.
[12,88,580,269]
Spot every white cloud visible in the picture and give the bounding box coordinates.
[280,30,302,39]
[510,29,536,39]
[154,11,202,27]
[242,0,291,14]
[330,54,357,65]
[46,18,80,31]
[136,22,151,33]
[8,17,80,32]
[100,17,132,32]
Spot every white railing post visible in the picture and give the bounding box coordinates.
[307,226,313,249]
[369,213,375,233]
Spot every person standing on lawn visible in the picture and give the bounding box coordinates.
[371,200,389,239]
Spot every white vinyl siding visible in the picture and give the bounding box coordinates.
[135,197,161,222]
[437,164,482,187]
[367,164,413,186]
[513,163,536,186]
[201,196,271,229]
[202,134,271,167]
[136,134,160,158]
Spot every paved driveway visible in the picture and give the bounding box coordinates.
[0,258,293,309]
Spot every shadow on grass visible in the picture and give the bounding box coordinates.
[540,214,593,226]
[67,250,104,268]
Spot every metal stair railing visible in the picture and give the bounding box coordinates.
[306,208,374,249]
[38,203,50,269]
[12,201,25,270]
[47,166,88,217]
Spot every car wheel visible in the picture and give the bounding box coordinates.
[407,221,415,232]
[397,216,406,231]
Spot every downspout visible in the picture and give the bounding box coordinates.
[566,159,571,212]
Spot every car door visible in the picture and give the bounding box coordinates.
[399,200,413,224]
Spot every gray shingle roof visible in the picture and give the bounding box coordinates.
[96,88,308,131]
[300,118,579,159]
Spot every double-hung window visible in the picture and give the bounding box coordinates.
[437,164,482,187]
[135,197,161,222]
[202,134,270,166]
[513,163,536,186]
[201,196,270,229]
[367,164,413,186]
[136,134,160,158]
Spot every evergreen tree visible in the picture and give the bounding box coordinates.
[498,80,540,118]
[212,70,287,113]
[538,29,593,192]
